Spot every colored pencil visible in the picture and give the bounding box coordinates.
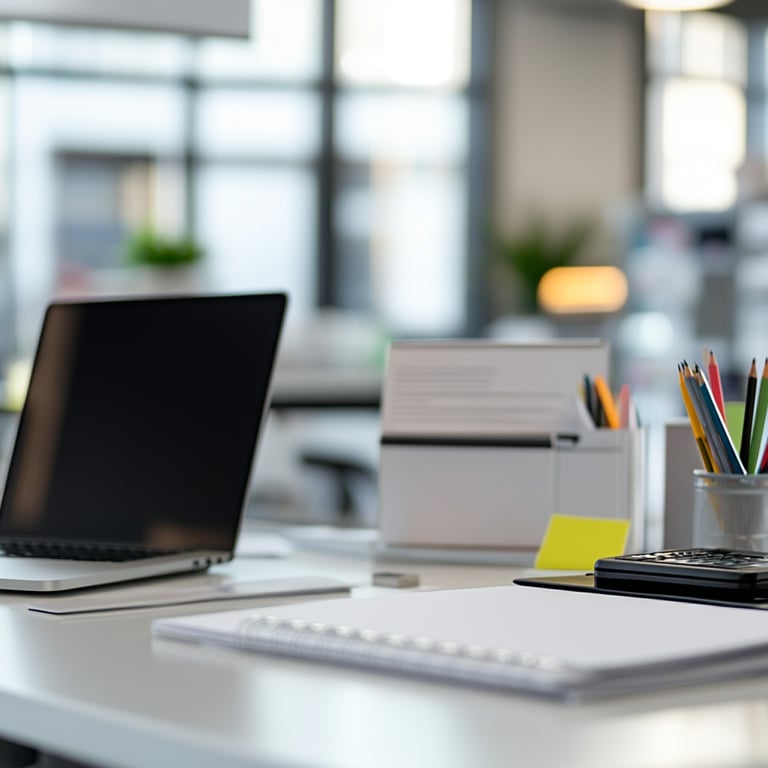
[618,383,631,429]
[695,364,746,474]
[740,358,758,469]
[686,363,728,472]
[748,357,768,473]
[593,375,620,430]
[760,441,768,473]
[678,363,715,472]
[707,349,727,424]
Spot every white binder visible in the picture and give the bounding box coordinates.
[377,340,646,559]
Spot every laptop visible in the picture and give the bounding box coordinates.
[0,292,286,591]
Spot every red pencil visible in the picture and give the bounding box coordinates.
[618,383,631,429]
[708,349,727,425]
[759,427,768,473]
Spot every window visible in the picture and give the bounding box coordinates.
[0,0,488,360]
[645,11,747,212]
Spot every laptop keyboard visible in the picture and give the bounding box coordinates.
[0,540,180,562]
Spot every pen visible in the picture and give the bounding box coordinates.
[582,374,597,426]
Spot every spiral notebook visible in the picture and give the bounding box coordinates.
[153,584,768,699]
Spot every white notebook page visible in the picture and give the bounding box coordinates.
[154,584,768,670]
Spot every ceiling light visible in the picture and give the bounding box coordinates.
[618,0,733,10]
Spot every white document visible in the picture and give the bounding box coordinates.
[381,340,608,438]
[153,584,768,699]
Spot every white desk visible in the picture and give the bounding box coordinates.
[1,530,768,768]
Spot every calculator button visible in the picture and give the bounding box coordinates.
[616,549,768,568]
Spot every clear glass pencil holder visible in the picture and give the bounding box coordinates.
[693,470,768,552]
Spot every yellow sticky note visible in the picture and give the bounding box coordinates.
[534,514,630,571]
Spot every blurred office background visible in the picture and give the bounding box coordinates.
[0,0,765,530]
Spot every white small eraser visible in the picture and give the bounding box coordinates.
[372,571,420,588]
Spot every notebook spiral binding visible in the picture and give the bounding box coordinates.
[235,615,586,695]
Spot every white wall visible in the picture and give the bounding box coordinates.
[493,0,644,256]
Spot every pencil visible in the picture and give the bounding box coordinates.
[748,357,768,473]
[678,363,715,472]
[708,349,727,424]
[761,441,768,474]
[695,364,746,474]
[618,383,631,430]
[686,363,727,472]
[740,358,757,470]
[593,375,620,429]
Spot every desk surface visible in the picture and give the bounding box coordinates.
[1,526,768,768]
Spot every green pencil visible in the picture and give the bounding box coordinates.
[749,358,768,473]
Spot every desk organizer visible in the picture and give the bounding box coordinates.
[377,340,646,559]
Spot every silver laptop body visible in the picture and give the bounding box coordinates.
[0,293,286,591]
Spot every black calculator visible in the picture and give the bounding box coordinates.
[594,549,768,600]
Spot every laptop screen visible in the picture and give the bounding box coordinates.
[0,293,286,551]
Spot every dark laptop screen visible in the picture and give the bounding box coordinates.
[0,293,286,550]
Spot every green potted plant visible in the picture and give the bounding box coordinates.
[496,216,595,314]
[125,228,204,268]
